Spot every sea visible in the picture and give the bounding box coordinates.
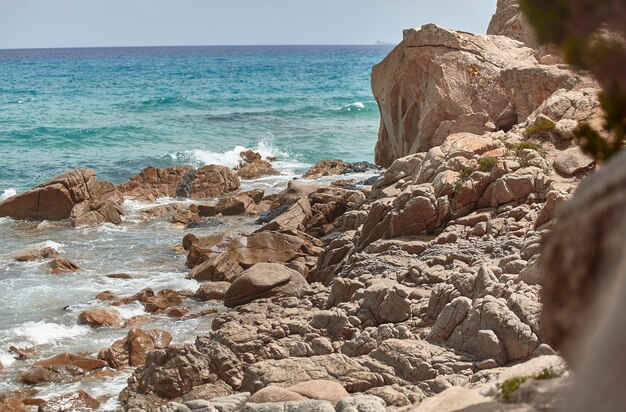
[0,45,394,408]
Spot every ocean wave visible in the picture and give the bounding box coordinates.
[1,188,16,200]
[167,138,289,170]
[333,101,367,112]
[6,321,90,346]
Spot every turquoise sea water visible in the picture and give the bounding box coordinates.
[0,45,393,193]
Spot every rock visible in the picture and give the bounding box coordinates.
[99,328,172,369]
[0,168,123,225]
[0,392,28,412]
[553,146,595,176]
[34,353,106,372]
[190,165,241,199]
[242,400,335,412]
[277,181,323,206]
[189,254,244,282]
[287,380,349,405]
[487,0,540,50]
[9,345,36,360]
[77,307,121,327]
[224,263,310,308]
[14,246,58,262]
[119,165,240,202]
[195,282,231,300]
[410,387,490,411]
[240,354,384,393]
[20,364,87,385]
[249,386,306,403]
[107,272,133,279]
[360,283,412,325]
[199,194,255,217]
[96,290,118,301]
[38,390,100,412]
[303,160,350,179]
[257,197,312,232]
[48,258,81,274]
[334,394,386,412]
[371,24,592,166]
[185,230,321,271]
[118,166,194,202]
[237,150,281,180]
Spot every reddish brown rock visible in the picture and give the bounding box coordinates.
[9,345,36,360]
[106,273,133,279]
[99,328,172,369]
[249,386,306,403]
[38,390,100,412]
[287,379,349,405]
[0,168,123,226]
[303,160,350,179]
[237,150,281,180]
[185,230,322,270]
[118,165,193,202]
[15,246,58,262]
[195,282,231,300]
[224,263,310,307]
[98,180,124,204]
[95,290,118,301]
[49,258,81,274]
[189,165,240,199]
[34,353,107,372]
[77,308,121,327]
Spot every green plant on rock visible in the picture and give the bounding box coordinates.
[520,0,626,161]
[454,165,475,193]
[478,156,498,172]
[514,141,546,162]
[524,116,556,138]
[499,368,560,400]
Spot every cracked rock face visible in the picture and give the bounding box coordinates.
[371,24,593,167]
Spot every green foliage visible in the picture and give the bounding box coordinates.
[524,116,556,137]
[514,141,543,158]
[520,0,626,161]
[499,368,559,400]
[454,165,475,193]
[478,156,498,172]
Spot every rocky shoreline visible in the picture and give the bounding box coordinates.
[1,1,624,411]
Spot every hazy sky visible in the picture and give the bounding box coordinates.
[0,0,497,49]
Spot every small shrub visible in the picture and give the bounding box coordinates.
[499,368,559,400]
[514,141,544,158]
[524,115,556,137]
[454,166,475,193]
[478,156,498,172]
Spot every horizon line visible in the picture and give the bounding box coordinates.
[0,42,398,52]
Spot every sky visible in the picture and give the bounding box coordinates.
[0,0,497,49]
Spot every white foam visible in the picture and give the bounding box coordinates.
[116,302,147,320]
[171,137,290,170]
[1,188,16,200]
[335,101,366,111]
[7,321,90,345]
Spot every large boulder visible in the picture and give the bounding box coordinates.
[38,390,100,412]
[0,168,123,226]
[224,263,310,307]
[487,0,539,50]
[371,24,593,166]
[236,150,281,180]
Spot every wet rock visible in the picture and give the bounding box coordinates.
[48,258,81,274]
[224,263,310,308]
[96,290,118,301]
[303,160,350,179]
[20,364,86,385]
[38,390,100,412]
[237,150,281,180]
[0,168,124,226]
[107,272,133,279]
[119,165,194,202]
[77,307,121,327]
[99,328,172,369]
[35,353,107,372]
[198,194,255,217]
[190,165,241,199]
[277,181,322,206]
[9,345,36,360]
[14,246,58,262]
